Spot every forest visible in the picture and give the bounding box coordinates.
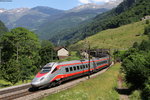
[0,23,57,85]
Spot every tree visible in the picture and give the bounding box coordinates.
[39,40,57,66]
[0,20,8,79]
[132,42,139,49]
[122,52,149,89]
[1,59,20,85]
[144,24,150,35]
[1,27,41,84]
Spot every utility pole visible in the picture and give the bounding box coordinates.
[0,46,2,65]
[84,38,91,79]
[88,41,90,79]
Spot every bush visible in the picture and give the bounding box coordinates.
[145,20,149,24]
[144,24,150,35]
[122,53,149,89]
[141,79,150,100]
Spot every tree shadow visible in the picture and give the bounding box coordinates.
[115,87,133,95]
[0,83,11,88]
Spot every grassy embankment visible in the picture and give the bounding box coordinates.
[0,78,33,89]
[41,63,121,100]
[70,21,148,50]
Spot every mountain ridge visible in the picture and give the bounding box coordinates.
[50,0,150,46]
[0,1,121,30]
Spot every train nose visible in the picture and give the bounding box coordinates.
[31,81,41,87]
[31,77,46,87]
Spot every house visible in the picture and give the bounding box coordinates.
[142,16,150,21]
[80,50,89,59]
[54,47,69,59]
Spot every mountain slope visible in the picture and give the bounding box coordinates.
[36,8,108,39]
[70,21,149,50]
[36,1,123,40]
[0,8,29,29]
[50,0,150,45]
[0,7,64,29]
[0,20,8,37]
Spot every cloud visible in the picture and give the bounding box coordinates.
[92,0,117,3]
[78,0,91,4]
[78,0,117,4]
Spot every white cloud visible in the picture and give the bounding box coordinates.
[78,0,91,4]
[92,0,116,3]
[78,0,117,4]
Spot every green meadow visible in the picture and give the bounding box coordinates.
[41,63,121,100]
[70,21,148,50]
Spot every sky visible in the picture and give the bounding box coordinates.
[0,0,117,10]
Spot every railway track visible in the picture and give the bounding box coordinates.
[0,84,32,100]
[0,62,113,100]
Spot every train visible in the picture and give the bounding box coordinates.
[31,56,111,89]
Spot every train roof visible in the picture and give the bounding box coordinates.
[57,59,87,65]
[57,56,109,66]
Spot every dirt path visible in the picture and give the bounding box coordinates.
[118,76,129,100]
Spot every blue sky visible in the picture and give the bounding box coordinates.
[0,0,114,10]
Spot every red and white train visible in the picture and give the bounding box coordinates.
[31,56,111,88]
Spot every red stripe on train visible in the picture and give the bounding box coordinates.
[50,64,108,82]
[36,72,48,78]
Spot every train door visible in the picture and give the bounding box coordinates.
[92,59,97,72]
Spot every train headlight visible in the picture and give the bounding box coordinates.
[40,77,45,81]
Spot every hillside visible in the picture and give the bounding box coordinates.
[70,21,148,50]
[50,0,150,45]
[36,8,108,40]
[0,20,8,37]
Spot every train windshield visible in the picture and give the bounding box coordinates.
[40,67,52,74]
[40,63,54,74]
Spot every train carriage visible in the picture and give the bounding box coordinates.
[31,56,111,88]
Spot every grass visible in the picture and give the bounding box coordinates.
[70,21,149,50]
[40,63,121,100]
[0,76,34,89]
[129,90,141,100]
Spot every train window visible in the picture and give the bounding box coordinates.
[65,68,69,72]
[52,67,58,73]
[82,65,85,69]
[70,67,73,71]
[43,67,51,69]
[80,65,83,69]
[73,66,76,71]
[86,64,88,68]
[77,66,79,70]
[40,67,52,74]
[40,69,50,74]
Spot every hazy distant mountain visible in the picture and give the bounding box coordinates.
[0,20,8,37]
[36,1,123,40]
[0,0,122,40]
[31,6,64,15]
[0,8,29,28]
[69,0,123,12]
[13,7,64,29]
[0,7,64,29]
[0,8,6,13]
[36,7,108,39]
